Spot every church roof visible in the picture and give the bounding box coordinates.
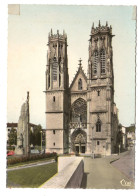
[70,59,87,89]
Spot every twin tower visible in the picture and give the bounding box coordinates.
[45,22,118,156]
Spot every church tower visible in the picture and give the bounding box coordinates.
[45,29,69,154]
[87,21,115,155]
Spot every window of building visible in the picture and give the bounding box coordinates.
[59,74,61,87]
[97,90,100,96]
[78,78,83,90]
[48,75,50,88]
[93,51,98,75]
[53,142,55,146]
[100,49,106,74]
[97,141,100,145]
[53,58,58,80]
[71,98,87,124]
[53,130,55,134]
[96,118,101,132]
[53,96,55,102]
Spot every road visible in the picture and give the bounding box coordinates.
[81,149,135,189]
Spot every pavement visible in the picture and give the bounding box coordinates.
[81,149,135,189]
[7,159,55,171]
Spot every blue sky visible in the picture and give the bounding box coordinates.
[8,5,136,128]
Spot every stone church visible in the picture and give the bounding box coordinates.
[45,22,119,156]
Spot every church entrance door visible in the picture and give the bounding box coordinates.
[81,146,85,153]
[71,128,87,154]
[75,144,85,153]
[75,146,79,153]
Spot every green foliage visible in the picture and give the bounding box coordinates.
[126,125,135,133]
[116,130,123,145]
[7,162,57,188]
[30,124,43,146]
[7,146,15,151]
[8,128,17,146]
[7,152,57,166]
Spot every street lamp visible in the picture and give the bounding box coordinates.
[40,130,42,154]
[118,144,120,155]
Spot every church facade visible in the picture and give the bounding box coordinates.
[45,22,119,156]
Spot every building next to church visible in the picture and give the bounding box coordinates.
[45,21,119,156]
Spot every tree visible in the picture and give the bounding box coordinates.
[8,128,17,146]
[30,124,42,146]
[126,125,135,133]
[117,130,123,145]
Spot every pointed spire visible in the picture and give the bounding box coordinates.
[51,28,53,35]
[57,30,59,34]
[106,21,108,26]
[110,25,112,34]
[63,29,65,35]
[92,22,94,29]
[99,20,101,27]
[91,22,95,34]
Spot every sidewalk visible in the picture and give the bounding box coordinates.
[112,147,135,182]
[81,150,135,189]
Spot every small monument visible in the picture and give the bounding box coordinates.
[15,92,30,155]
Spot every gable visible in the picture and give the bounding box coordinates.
[70,69,87,92]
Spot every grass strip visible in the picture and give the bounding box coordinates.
[7,162,57,188]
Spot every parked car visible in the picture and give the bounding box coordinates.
[7,150,15,156]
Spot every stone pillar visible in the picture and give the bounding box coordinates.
[106,85,112,155]
[15,92,30,155]
[50,63,52,89]
[86,89,91,154]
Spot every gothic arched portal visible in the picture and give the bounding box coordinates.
[71,128,87,153]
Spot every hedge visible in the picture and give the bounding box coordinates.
[7,152,57,166]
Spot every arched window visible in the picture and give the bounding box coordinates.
[96,118,101,132]
[100,49,106,74]
[59,74,61,87]
[53,96,55,102]
[53,130,55,134]
[97,90,100,96]
[53,57,58,80]
[78,78,83,90]
[71,98,87,124]
[93,51,98,75]
[48,75,50,88]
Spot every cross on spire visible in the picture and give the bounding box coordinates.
[27,91,29,102]
[78,58,82,66]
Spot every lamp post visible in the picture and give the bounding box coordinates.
[40,130,42,154]
[119,144,120,155]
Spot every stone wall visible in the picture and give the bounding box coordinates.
[46,130,63,153]
[41,157,84,188]
[46,91,64,112]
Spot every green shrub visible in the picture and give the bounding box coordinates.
[7,152,57,166]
